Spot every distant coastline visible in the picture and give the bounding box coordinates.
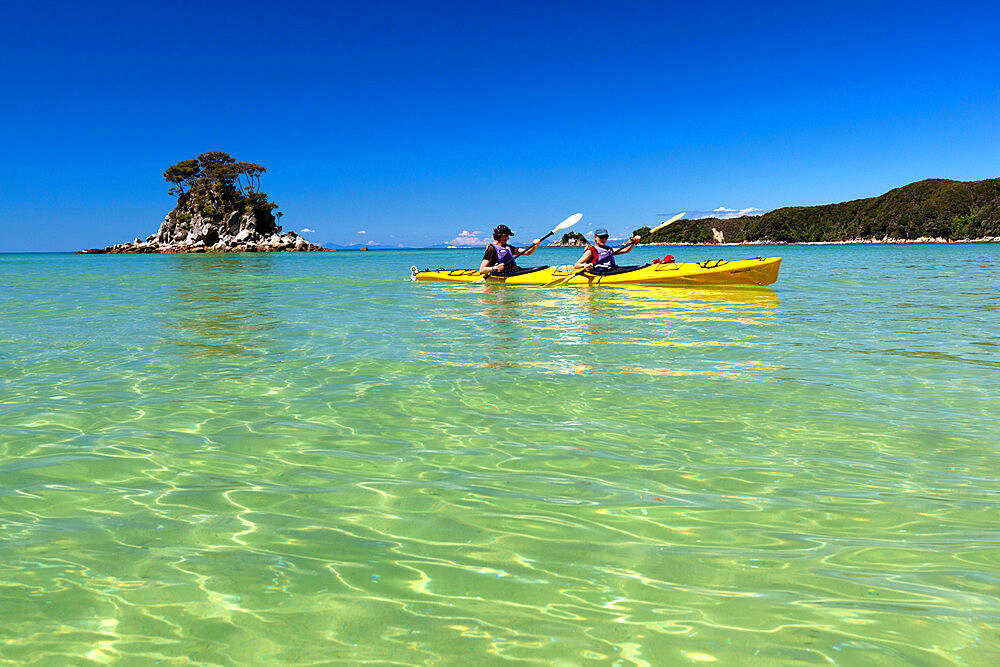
[326,235,1000,251]
[78,171,1000,252]
[548,236,999,248]
[632,178,1000,245]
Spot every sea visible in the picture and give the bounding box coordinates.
[1,244,998,665]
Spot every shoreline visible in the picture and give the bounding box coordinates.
[76,236,333,254]
[547,236,1000,248]
[30,236,996,254]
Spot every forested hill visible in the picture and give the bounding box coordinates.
[636,178,1000,243]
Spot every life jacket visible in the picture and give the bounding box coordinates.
[490,242,515,267]
[589,244,616,271]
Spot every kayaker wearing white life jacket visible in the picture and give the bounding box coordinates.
[479,224,541,275]
[573,228,642,272]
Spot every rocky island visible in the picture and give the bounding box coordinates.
[79,151,331,253]
[552,231,587,246]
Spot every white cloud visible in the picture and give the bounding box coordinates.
[448,230,489,246]
[684,207,769,220]
[714,206,768,218]
[300,228,315,233]
[357,230,367,234]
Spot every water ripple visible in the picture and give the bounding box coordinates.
[1,248,998,664]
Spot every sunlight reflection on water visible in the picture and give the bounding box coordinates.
[0,247,998,664]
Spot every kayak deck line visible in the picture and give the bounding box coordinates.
[410,257,781,287]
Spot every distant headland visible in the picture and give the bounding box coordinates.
[629,178,1000,245]
[79,152,331,254]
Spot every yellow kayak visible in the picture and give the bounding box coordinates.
[411,257,781,287]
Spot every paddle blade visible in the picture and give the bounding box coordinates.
[649,212,686,234]
[552,213,583,233]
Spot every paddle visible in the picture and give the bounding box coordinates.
[475,213,583,282]
[618,211,686,252]
[549,212,686,286]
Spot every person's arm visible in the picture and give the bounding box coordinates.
[479,258,506,274]
[614,235,643,255]
[517,239,542,257]
[573,248,596,270]
[479,245,504,274]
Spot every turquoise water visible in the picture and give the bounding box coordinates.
[1,245,998,665]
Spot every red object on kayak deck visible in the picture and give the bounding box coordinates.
[663,255,675,263]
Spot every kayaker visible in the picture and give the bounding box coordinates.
[573,228,642,273]
[479,225,541,276]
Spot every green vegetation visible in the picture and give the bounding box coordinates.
[164,151,281,224]
[635,178,1000,243]
[560,231,587,244]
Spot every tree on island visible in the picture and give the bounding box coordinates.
[155,151,287,247]
[164,151,280,224]
[560,231,587,245]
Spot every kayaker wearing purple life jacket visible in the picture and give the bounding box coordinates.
[479,224,541,276]
[573,227,642,272]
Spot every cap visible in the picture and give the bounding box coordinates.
[493,224,514,237]
[594,228,609,238]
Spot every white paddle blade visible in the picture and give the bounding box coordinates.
[552,213,583,233]
[650,211,686,233]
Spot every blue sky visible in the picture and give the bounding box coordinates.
[1,0,998,251]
